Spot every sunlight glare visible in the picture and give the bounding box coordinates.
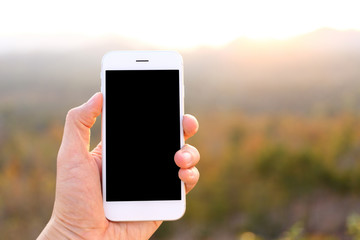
[0,0,360,48]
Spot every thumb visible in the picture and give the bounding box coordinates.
[58,92,103,163]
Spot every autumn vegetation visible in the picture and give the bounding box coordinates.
[1,29,360,239]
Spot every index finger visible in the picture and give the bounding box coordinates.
[183,114,199,140]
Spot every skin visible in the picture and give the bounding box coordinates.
[37,92,200,240]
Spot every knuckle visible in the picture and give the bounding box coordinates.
[184,144,200,160]
[65,105,94,128]
[66,107,81,122]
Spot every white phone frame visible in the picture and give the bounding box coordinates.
[101,51,185,221]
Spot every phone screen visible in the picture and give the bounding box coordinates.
[105,70,181,201]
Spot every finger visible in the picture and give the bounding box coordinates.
[90,141,102,172]
[183,114,199,141]
[174,144,200,169]
[179,167,200,194]
[58,92,103,162]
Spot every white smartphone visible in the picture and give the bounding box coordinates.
[100,51,185,221]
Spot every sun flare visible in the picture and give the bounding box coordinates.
[1,0,360,49]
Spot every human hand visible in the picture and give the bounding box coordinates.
[37,92,200,240]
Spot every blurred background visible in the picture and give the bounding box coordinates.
[1,0,360,239]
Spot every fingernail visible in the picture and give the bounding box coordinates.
[187,168,195,179]
[86,92,99,105]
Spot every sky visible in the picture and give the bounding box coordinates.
[1,0,360,49]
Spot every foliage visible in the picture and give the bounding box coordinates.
[2,105,360,239]
[347,213,360,239]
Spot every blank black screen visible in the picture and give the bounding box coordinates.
[106,70,181,201]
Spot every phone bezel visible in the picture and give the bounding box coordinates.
[101,51,185,221]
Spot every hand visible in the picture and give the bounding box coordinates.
[37,92,200,240]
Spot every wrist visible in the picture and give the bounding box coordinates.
[37,216,83,240]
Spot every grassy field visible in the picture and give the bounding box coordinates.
[1,108,360,239]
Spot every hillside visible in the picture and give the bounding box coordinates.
[2,28,360,239]
[1,28,360,115]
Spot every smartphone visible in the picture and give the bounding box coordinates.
[101,51,185,221]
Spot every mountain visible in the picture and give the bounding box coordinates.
[1,28,360,115]
[183,28,360,114]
